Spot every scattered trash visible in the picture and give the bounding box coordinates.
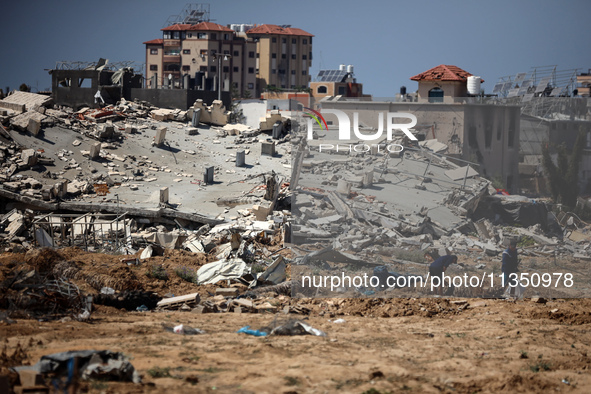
[162,323,205,335]
[237,326,268,337]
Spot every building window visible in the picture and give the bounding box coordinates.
[233,50,239,56]
[150,48,158,55]
[291,85,296,89]
[210,66,216,72]
[188,33,193,38]
[224,50,230,54]
[282,38,287,43]
[172,32,180,39]
[248,51,255,58]
[233,66,239,72]
[248,67,254,74]
[302,55,307,60]
[210,50,217,56]
[150,65,158,71]
[182,65,190,71]
[292,38,297,44]
[303,39,308,44]
[272,53,277,58]
[291,54,296,60]
[200,49,207,56]
[272,70,277,74]
[248,83,254,89]
[317,85,327,94]
[198,32,206,39]
[223,33,230,40]
[183,49,190,54]
[272,37,277,43]
[291,70,296,75]
[181,32,186,39]
[428,87,444,103]
[338,86,346,95]
[278,69,286,74]
[223,66,229,73]
[210,33,217,40]
[200,66,207,72]
[302,70,307,75]
[163,32,171,39]
[281,54,286,59]
[309,52,313,60]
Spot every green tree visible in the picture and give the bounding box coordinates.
[542,130,585,208]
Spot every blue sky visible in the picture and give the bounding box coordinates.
[1,0,589,97]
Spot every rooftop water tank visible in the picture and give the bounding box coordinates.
[347,65,354,74]
[339,64,346,71]
[467,76,481,95]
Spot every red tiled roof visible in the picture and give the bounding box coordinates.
[246,24,313,37]
[143,39,163,45]
[161,24,192,31]
[188,21,233,32]
[410,65,483,82]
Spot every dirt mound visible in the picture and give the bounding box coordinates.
[24,247,63,273]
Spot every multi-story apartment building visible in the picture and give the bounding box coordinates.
[144,22,313,99]
[245,24,313,93]
[144,22,258,97]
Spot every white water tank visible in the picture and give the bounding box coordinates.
[347,65,354,74]
[339,64,346,71]
[467,76,481,95]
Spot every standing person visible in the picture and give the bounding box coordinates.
[502,240,519,298]
[429,254,457,296]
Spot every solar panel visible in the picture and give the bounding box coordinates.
[535,76,551,93]
[521,80,532,88]
[549,87,563,97]
[513,73,527,86]
[502,81,513,91]
[317,69,348,82]
[492,83,504,93]
[507,88,520,98]
[522,93,534,102]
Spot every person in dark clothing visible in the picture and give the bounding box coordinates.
[502,240,519,297]
[429,255,457,296]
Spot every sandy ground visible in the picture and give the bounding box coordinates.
[1,249,591,393]
[2,298,591,393]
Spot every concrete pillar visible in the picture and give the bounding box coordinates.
[90,142,101,160]
[186,127,199,136]
[362,170,373,188]
[160,187,169,204]
[261,141,276,156]
[152,73,158,89]
[155,126,167,147]
[192,108,201,127]
[370,145,379,155]
[236,150,245,167]
[272,121,283,139]
[336,179,351,195]
[124,125,135,134]
[203,166,214,184]
[184,74,190,89]
[27,118,41,136]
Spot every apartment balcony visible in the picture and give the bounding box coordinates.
[163,39,181,46]
[163,54,181,63]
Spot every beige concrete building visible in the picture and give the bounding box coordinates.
[245,24,313,94]
[410,64,483,103]
[144,22,258,98]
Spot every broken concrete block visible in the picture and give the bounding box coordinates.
[215,288,239,296]
[27,117,41,136]
[90,142,101,160]
[261,141,276,156]
[16,369,44,387]
[155,126,167,147]
[362,170,373,188]
[97,124,115,139]
[192,107,201,126]
[252,203,272,221]
[236,150,245,167]
[124,125,135,134]
[186,127,199,136]
[336,179,351,195]
[20,149,37,166]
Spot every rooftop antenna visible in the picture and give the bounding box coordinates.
[164,3,211,27]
